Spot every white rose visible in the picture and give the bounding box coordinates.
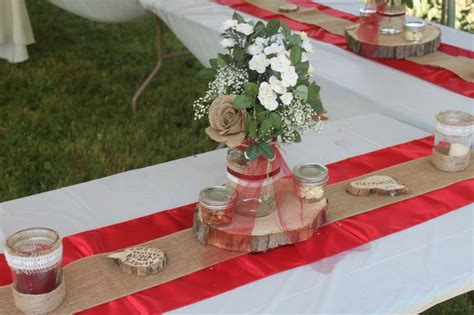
[269,76,286,95]
[235,23,254,35]
[247,43,263,55]
[263,43,284,55]
[301,39,314,53]
[298,31,308,41]
[280,92,293,105]
[258,82,279,111]
[281,66,298,87]
[221,19,238,31]
[270,54,291,73]
[220,38,235,48]
[249,53,269,74]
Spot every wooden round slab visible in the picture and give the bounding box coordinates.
[345,24,441,59]
[108,247,166,276]
[193,178,327,252]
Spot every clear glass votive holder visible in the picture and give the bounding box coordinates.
[432,110,473,172]
[199,186,236,226]
[293,163,329,203]
[4,228,63,295]
[404,21,425,42]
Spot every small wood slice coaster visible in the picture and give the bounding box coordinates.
[108,247,166,276]
[345,24,441,59]
[346,175,409,196]
[193,178,327,252]
[279,4,299,13]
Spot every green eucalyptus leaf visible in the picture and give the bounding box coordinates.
[209,58,218,69]
[270,112,282,129]
[234,95,252,109]
[280,21,291,39]
[233,46,245,62]
[295,61,309,75]
[258,142,275,160]
[289,34,301,46]
[232,12,246,23]
[266,19,280,36]
[246,145,259,160]
[292,131,302,143]
[247,119,257,139]
[244,82,259,96]
[196,68,216,80]
[295,85,308,100]
[258,117,273,138]
[290,46,302,65]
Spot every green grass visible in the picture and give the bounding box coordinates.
[0,1,472,313]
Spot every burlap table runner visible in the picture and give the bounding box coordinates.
[0,155,472,314]
[246,0,474,82]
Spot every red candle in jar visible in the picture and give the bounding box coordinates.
[4,228,63,295]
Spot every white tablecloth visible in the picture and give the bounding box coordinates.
[0,0,34,63]
[1,113,472,314]
[140,0,473,133]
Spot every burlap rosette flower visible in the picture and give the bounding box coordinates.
[205,95,247,147]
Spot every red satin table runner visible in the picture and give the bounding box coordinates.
[1,136,472,314]
[217,0,474,98]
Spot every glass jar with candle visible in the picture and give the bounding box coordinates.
[404,21,425,42]
[432,110,473,172]
[199,186,236,226]
[293,163,329,203]
[4,228,63,295]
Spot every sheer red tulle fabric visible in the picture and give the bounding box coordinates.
[217,0,474,98]
[225,144,317,248]
[1,137,473,314]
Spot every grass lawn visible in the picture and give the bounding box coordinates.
[0,1,472,313]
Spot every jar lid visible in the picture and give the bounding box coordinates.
[359,7,376,17]
[199,186,236,210]
[292,163,328,184]
[404,21,425,31]
[435,110,474,136]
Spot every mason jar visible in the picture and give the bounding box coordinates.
[432,110,473,172]
[199,186,236,226]
[377,1,406,35]
[4,228,63,295]
[293,163,329,203]
[404,21,425,42]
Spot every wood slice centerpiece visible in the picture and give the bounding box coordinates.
[345,24,441,59]
[193,178,327,252]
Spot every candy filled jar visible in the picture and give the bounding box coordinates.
[432,110,473,172]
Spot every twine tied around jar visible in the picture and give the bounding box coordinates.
[12,276,66,315]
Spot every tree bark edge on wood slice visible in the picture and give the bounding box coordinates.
[345,24,441,59]
[193,198,328,253]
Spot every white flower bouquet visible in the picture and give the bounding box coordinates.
[194,13,325,160]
